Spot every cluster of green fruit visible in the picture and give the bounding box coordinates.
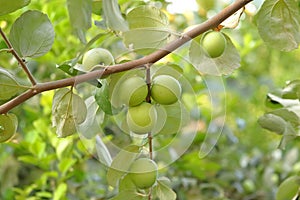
[110,70,182,135]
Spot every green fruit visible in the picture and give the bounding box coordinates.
[126,102,157,134]
[151,75,182,105]
[201,31,227,58]
[276,175,300,200]
[0,114,17,142]
[119,76,148,107]
[129,158,158,189]
[81,48,114,71]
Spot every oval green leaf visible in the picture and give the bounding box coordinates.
[52,88,87,137]
[102,0,128,32]
[276,175,300,200]
[256,0,300,51]
[0,68,22,100]
[67,0,92,44]
[123,5,170,54]
[9,10,55,58]
[0,0,30,16]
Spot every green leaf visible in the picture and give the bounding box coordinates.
[0,68,22,100]
[126,5,169,29]
[95,81,113,115]
[102,0,129,32]
[271,108,300,127]
[123,5,170,54]
[53,183,67,200]
[67,0,92,44]
[0,0,30,16]
[9,10,55,58]
[258,113,287,134]
[52,88,87,137]
[123,28,171,55]
[0,113,18,142]
[106,145,140,187]
[153,178,177,200]
[276,175,300,200]
[189,33,240,76]
[256,0,300,51]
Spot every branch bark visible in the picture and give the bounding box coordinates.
[0,28,37,86]
[0,0,253,114]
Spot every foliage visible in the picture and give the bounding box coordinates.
[0,0,300,199]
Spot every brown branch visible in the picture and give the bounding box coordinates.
[0,0,253,114]
[0,28,37,85]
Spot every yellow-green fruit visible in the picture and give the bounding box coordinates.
[119,76,148,107]
[276,175,300,200]
[126,102,157,134]
[151,75,182,105]
[0,114,17,142]
[82,48,114,71]
[129,158,158,189]
[201,31,227,58]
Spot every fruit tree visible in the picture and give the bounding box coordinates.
[0,0,300,199]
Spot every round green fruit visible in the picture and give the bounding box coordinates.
[119,76,148,107]
[151,75,182,105]
[201,31,226,58]
[0,114,17,143]
[81,48,114,71]
[129,158,158,189]
[126,102,157,134]
[276,175,300,200]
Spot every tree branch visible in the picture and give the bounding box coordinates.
[0,0,253,114]
[0,28,37,86]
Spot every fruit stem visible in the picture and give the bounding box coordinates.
[145,64,153,200]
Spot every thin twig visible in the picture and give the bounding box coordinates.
[0,0,253,114]
[0,28,37,85]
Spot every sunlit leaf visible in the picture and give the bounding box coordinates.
[67,0,92,43]
[102,0,128,32]
[189,33,240,76]
[52,88,87,137]
[256,0,300,51]
[53,183,67,200]
[106,145,140,187]
[0,0,30,16]
[0,68,23,100]
[220,7,244,29]
[9,10,55,58]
